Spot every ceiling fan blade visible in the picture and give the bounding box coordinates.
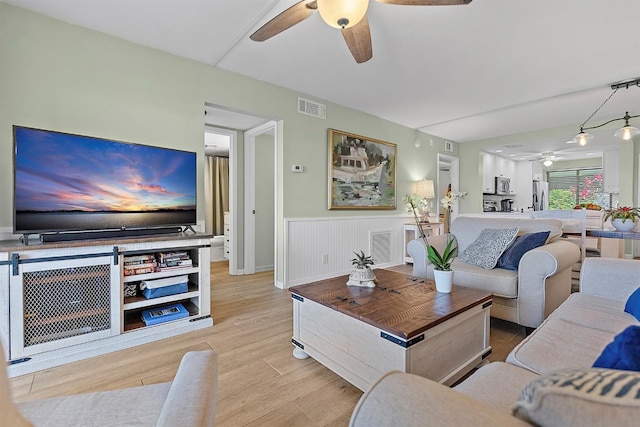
[250,1,318,42]
[376,0,472,5]
[341,16,373,63]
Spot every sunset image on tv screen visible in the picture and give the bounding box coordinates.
[14,126,197,233]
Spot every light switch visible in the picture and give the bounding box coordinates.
[292,165,304,173]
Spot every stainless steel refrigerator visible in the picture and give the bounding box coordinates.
[532,180,549,211]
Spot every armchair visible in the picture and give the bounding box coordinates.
[1,343,219,427]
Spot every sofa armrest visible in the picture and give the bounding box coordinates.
[516,240,579,327]
[156,350,218,427]
[349,371,529,427]
[580,257,640,301]
[407,234,456,278]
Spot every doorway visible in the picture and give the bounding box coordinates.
[203,104,278,278]
[437,153,460,224]
[204,126,234,271]
[244,122,277,276]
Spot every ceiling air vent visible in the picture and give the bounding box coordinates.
[298,97,326,119]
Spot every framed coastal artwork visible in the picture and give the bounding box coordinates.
[328,129,396,210]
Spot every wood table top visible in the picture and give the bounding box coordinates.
[290,269,492,340]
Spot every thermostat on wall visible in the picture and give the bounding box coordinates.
[292,165,304,173]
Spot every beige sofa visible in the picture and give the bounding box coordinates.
[1,346,219,427]
[349,257,640,426]
[407,217,580,328]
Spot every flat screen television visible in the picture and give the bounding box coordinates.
[13,126,197,237]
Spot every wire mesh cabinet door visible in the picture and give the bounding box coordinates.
[9,253,119,359]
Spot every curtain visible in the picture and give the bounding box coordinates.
[204,156,229,236]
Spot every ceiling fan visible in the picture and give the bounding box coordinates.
[250,0,473,63]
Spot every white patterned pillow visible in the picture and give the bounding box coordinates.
[458,227,518,269]
[513,368,640,426]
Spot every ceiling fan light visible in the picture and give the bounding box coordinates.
[614,124,640,141]
[317,0,369,29]
[543,159,553,167]
[573,131,593,146]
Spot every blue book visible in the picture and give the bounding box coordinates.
[141,303,189,326]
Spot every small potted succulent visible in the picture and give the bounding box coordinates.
[603,206,640,231]
[347,251,376,287]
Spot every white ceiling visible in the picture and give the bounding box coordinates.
[5,0,640,161]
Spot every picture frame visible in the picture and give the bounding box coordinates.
[328,129,396,210]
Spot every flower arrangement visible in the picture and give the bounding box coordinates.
[441,191,468,209]
[406,196,457,271]
[403,193,430,222]
[441,190,467,233]
[603,206,640,223]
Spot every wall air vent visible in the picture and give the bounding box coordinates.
[370,230,392,265]
[298,97,326,119]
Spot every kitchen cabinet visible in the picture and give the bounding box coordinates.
[532,161,544,181]
[482,152,495,193]
[484,152,517,195]
[504,159,517,194]
[603,151,620,193]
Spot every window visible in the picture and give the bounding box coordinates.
[547,168,611,210]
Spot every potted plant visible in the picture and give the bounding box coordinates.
[408,197,458,293]
[347,251,376,287]
[603,206,640,231]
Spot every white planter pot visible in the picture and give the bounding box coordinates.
[433,270,453,293]
[612,218,637,231]
[347,267,376,287]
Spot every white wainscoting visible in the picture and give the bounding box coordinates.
[284,215,411,288]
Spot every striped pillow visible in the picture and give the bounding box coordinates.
[513,368,640,426]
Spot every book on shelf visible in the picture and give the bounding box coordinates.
[124,258,156,266]
[123,261,157,270]
[156,251,189,262]
[141,303,189,326]
[123,254,156,263]
[160,259,192,268]
[123,266,157,276]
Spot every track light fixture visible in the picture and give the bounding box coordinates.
[572,78,640,145]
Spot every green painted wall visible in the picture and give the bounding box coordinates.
[0,3,454,283]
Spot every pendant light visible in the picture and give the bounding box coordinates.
[572,78,640,145]
[613,112,640,141]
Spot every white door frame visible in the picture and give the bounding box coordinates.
[437,153,460,220]
[244,121,277,276]
[205,126,238,274]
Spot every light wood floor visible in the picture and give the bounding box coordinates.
[9,262,526,426]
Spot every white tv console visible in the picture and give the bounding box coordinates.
[0,233,213,377]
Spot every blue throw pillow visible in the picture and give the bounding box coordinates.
[625,287,640,321]
[592,326,640,371]
[496,231,550,270]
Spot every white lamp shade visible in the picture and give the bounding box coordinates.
[614,125,640,141]
[573,131,593,146]
[317,0,369,29]
[415,179,435,199]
